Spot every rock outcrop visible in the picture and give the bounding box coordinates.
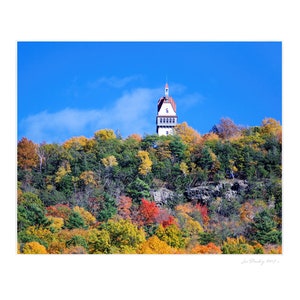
[185,179,249,205]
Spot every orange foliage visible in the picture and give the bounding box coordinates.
[263,244,282,254]
[127,133,142,142]
[48,241,66,254]
[118,196,132,220]
[17,137,38,170]
[239,202,255,223]
[190,242,222,254]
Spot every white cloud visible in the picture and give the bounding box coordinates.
[176,92,205,110]
[19,87,161,143]
[88,75,142,89]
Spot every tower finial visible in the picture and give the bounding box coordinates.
[165,82,169,98]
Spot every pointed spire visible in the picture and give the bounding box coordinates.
[165,82,169,98]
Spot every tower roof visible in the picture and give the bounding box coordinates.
[157,96,176,113]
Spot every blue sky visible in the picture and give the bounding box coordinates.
[18,42,282,143]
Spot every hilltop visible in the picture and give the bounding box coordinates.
[17,118,282,254]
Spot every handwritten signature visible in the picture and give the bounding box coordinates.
[241,258,280,266]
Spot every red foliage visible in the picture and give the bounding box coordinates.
[118,196,132,220]
[138,199,160,225]
[46,204,71,219]
[155,208,177,228]
[195,204,210,225]
[161,216,177,228]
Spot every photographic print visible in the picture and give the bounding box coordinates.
[17,41,282,254]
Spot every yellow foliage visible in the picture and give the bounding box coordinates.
[17,188,24,204]
[179,162,189,176]
[55,162,71,183]
[48,216,64,231]
[23,241,48,254]
[73,206,96,226]
[101,155,118,168]
[87,229,111,254]
[94,129,116,141]
[58,228,89,243]
[175,203,193,214]
[79,170,97,187]
[174,122,202,151]
[138,235,177,254]
[25,226,54,245]
[202,132,220,142]
[155,224,186,248]
[222,236,255,254]
[177,211,204,236]
[261,118,282,143]
[63,136,89,150]
[46,184,54,191]
[137,150,153,175]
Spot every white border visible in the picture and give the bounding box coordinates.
[1,1,299,299]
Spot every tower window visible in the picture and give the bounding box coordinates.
[166,108,169,113]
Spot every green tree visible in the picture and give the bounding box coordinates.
[66,235,88,250]
[250,210,281,245]
[17,192,50,232]
[65,211,87,229]
[98,193,117,222]
[126,177,151,203]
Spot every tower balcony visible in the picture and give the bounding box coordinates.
[156,116,178,126]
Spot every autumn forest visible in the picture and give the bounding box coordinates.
[17,118,282,254]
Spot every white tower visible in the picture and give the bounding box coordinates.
[156,83,178,136]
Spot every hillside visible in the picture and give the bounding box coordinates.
[17,118,282,254]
